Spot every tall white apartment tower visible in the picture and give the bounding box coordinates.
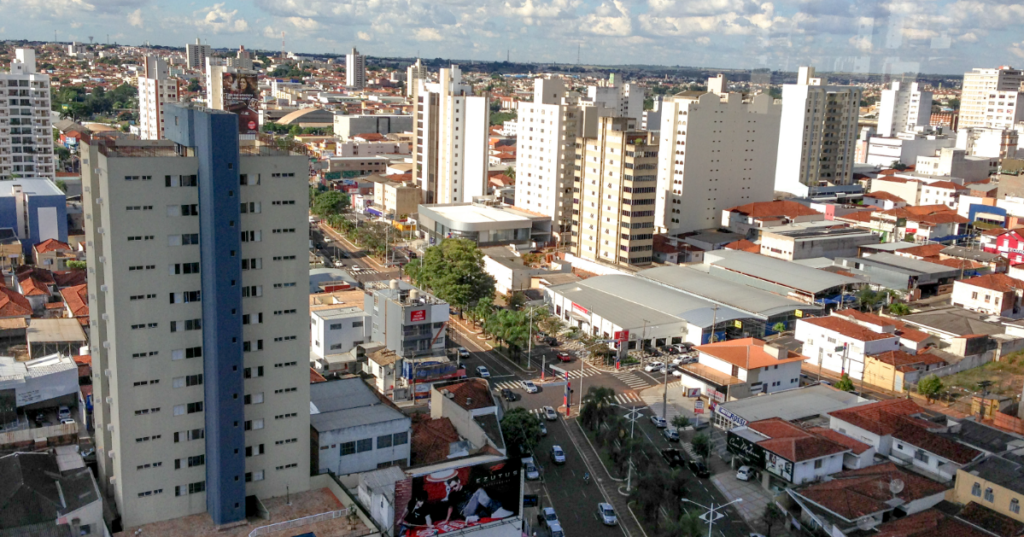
[412,66,489,204]
[877,81,932,137]
[584,74,644,121]
[0,48,54,181]
[655,77,782,233]
[185,38,211,70]
[960,67,1024,130]
[83,104,310,528]
[138,56,180,140]
[406,59,428,97]
[346,47,366,89]
[774,66,862,197]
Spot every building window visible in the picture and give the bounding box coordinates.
[394,432,409,445]
[985,488,995,502]
[340,442,356,456]
[914,449,929,464]
[357,438,373,453]
[1011,499,1021,514]
[972,483,981,497]
[378,434,393,449]
[814,459,823,469]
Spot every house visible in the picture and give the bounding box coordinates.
[652,235,706,264]
[0,451,108,537]
[481,246,571,295]
[828,399,982,481]
[796,315,901,381]
[726,418,849,487]
[310,306,372,371]
[919,180,969,209]
[830,309,937,353]
[984,228,1024,265]
[862,350,948,393]
[675,338,805,402]
[952,449,1024,525]
[951,274,1024,318]
[33,239,77,271]
[721,200,824,238]
[864,507,993,537]
[59,283,89,330]
[861,190,908,211]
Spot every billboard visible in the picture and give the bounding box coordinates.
[411,309,427,322]
[395,459,522,537]
[222,72,259,134]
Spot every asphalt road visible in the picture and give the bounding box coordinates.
[310,224,402,282]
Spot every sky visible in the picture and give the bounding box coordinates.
[2,0,1023,74]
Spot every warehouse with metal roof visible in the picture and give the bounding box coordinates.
[702,249,862,304]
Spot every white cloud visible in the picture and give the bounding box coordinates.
[413,27,444,41]
[194,3,249,33]
[286,16,320,30]
[357,31,372,40]
[580,0,632,36]
[1012,41,1024,59]
[128,8,143,28]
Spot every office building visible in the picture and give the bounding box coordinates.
[364,280,448,359]
[584,74,644,121]
[656,78,782,232]
[0,179,67,256]
[412,66,489,204]
[82,104,310,527]
[774,66,862,197]
[571,116,658,267]
[185,38,211,70]
[960,67,1024,130]
[227,45,253,70]
[515,78,613,239]
[877,81,932,137]
[333,114,413,140]
[0,48,55,181]
[346,47,366,89]
[138,56,180,140]
[406,58,427,97]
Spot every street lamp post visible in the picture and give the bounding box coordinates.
[680,497,743,537]
[622,405,643,492]
[527,306,534,370]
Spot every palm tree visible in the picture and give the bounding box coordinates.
[580,386,617,430]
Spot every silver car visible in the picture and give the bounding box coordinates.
[550,445,566,464]
[524,461,540,480]
[598,503,617,525]
[523,380,539,393]
[543,406,558,421]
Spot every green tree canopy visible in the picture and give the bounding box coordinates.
[692,432,711,459]
[760,503,786,537]
[311,190,350,217]
[500,407,543,454]
[917,374,944,402]
[670,415,690,431]
[404,239,496,312]
[834,373,855,392]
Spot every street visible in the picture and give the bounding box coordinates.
[311,222,402,283]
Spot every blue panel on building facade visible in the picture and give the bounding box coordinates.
[164,104,246,525]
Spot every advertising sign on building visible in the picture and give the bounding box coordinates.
[694,400,704,414]
[765,452,794,482]
[685,387,701,398]
[726,430,765,468]
[571,302,589,317]
[222,72,260,134]
[715,405,748,427]
[394,459,522,537]
[410,309,427,322]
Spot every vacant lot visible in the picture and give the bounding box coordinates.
[944,351,1024,397]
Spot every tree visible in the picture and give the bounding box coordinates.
[771,322,786,334]
[500,408,543,454]
[507,291,527,311]
[404,239,496,314]
[670,415,690,431]
[630,472,670,531]
[760,503,786,537]
[888,302,911,316]
[186,78,201,92]
[691,433,711,459]
[65,260,87,270]
[917,374,944,402]
[311,190,350,217]
[504,166,515,182]
[661,512,703,537]
[470,297,494,328]
[54,179,67,193]
[834,373,855,392]
[580,386,617,431]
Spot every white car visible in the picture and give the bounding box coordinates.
[323,236,332,243]
[334,260,346,268]
[543,406,558,421]
[651,415,667,428]
[58,406,71,420]
[476,366,490,378]
[550,445,566,464]
[523,380,539,394]
[736,466,754,481]
[524,460,540,480]
[644,361,665,373]
[672,369,684,377]
[458,347,470,358]
[598,503,618,526]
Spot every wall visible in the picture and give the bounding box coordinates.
[796,321,900,380]
[316,418,411,476]
[829,417,891,455]
[311,310,372,358]
[954,470,1024,524]
[870,179,920,206]
[951,280,1018,318]
[790,452,845,485]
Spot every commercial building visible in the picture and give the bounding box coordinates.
[877,81,932,138]
[959,67,1024,130]
[675,338,805,403]
[310,306,372,363]
[797,314,901,381]
[346,47,366,89]
[333,114,414,140]
[0,353,80,450]
[185,38,211,70]
[571,116,658,267]
[82,105,311,527]
[417,202,551,247]
[864,130,955,168]
[406,58,427,97]
[0,48,55,181]
[711,383,868,430]
[835,252,959,297]
[656,79,782,232]
[726,418,849,487]
[365,280,448,359]
[369,176,420,219]
[915,148,996,181]
[774,66,862,197]
[0,179,68,257]
[759,224,877,261]
[412,66,489,204]
[953,450,1024,524]
[721,200,824,238]
[310,378,411,476]
[137,56,180,140]
[702,249,861,305]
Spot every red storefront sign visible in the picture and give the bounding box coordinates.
[410,309,426,322]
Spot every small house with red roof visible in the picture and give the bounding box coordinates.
[33,239,77,271]
[952,273,1024,318]
[678,338,806,401]
[987,228,1024,265]
[862,190,908,211]
[796,315,901,381]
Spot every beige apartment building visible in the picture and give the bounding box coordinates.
[370,176,420,218]
[571,117,658,267]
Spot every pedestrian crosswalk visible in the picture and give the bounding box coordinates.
[546,368,602,381]
[493,380,525,391]
[493,369,601,392]
[613,392,644,405]
[612,371,653,390]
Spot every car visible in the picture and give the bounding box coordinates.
[820,379,832,386]
[644,361,665,373]
[651,415,667,428]
[523,380,539,394]
[556,351,572,362]
[688,460,711,478]
[661,448,685,468]
[543,406,558,421]
[670,356,686,366]
[545,336,559,346]
[663,428,679,442]
[58,406,70,420]
[476,366,490,378]
[349,265,363,272]
[458,347,470,358]
[324,236,332,243]
[598,503,618,526]
[60,418,75,426]
[34,412,45,424]
[524,460,540,480]
[539,422,547,436]
[672,369,685,378]
[501,388,517,402]
[334,260,346,268]
[736,466,754,481]
[550,445,566,464]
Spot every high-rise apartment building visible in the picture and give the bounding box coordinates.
[406,59,428,97]
[412,66,489,204]
[960,67,1024,130]
[83,104,310,527]
[584,74,644,121]
[571,117,658,266]
[138,56,180,140]
[877,81,932,137]
[774,66,862,197]
[0,48,54,181]
[346,47,366,89]
[185,38,211,70]
[655,77,781,233]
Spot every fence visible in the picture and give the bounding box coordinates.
[248,508,350,537]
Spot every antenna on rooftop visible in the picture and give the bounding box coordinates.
[88,36,94,45]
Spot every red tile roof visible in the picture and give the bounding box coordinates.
[52,270,87,288]
[747,418,849,462]
[837,210,875,223]
[794,462,948,521]
[0,287,32,318]
[15,266,55,286]
[923,180,968,191]
[801,316,897,342]
[869,350,946,368]
[18,276,50,297]
[956,502,1024,537]
[724,239,761,253]
[956,273,1024,293]
[807,427,872,454]
[695,338,806,371]
[831,311,932,344]
[898,244,946,258]
[411,416,461,466]
[60,284,89,318]
[33,238,71,254]
[727,200,821,219]
[864,191,906,203]
[874,509,991,537]
[445,379,495,411]
[309,368,327,384]
[353,133,386,141]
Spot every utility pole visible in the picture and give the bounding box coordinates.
[709,304,719,344]
[662,358,670,421]
[622,406,642,492]
[527,306,534,369]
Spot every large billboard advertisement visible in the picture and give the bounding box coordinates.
[395,459,522,537]
[222,72,259,134]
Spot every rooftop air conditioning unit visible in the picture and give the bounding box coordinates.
[105,397,113,404]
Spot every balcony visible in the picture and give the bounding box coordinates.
[0,415,79,449]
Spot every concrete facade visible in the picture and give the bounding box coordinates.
[0,49,55,181]
[0,179,68,256]
[138,56,180,141]
[960,67,1024,130]
[333,114,414,140]
[877,81,932,138]
[346,48,366,89]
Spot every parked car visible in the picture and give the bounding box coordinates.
[556,351,572,362]
[543,406,558,421]
[736,466,754,481]
[688,460,711,478]
[524,459,540,480]
[476,366,490,378]
[542,507,559,528]
[539,422,547,436]
[550,445,566,464]
[663,428,679,442]
[458,347,470,358]
[651,415,667,428]
[523,380,539,393]
[334,260,346,268]
[545,336,559,347]
[58,406,71,420]
[598,503,618,526]
[661,448,686,468]
[672,369,685,378]
[61,418,75,426]
[644,361,665,373]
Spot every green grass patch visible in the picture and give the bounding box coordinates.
[944,351,1024,396]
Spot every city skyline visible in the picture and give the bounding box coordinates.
[2,0,1023,75]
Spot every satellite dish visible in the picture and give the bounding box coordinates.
[889,478,905,496]
[856,517,874,531]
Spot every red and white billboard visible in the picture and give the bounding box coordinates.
[990,229,1024,265]
[410,309,427,322]
[571,302,589,317]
